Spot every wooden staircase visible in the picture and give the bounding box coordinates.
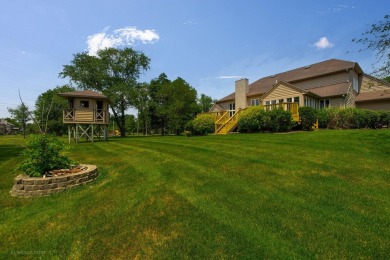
[198,102,301,135]
[215,109,244,134]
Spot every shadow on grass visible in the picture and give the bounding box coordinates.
[0,144,24,162]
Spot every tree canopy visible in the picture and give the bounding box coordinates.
[60,47,150,137]
[35,85,75,136]
[7,103,30,138]
[353,15,390,78]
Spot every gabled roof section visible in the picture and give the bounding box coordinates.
[260,81,310,100]
[216,59,362,103]
[356,89,390,102]
[58,90,109,100]
[217,92,235,102]
[309,82,351,98]
[249,59,360,95]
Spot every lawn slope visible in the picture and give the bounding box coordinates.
[0,130,389,258]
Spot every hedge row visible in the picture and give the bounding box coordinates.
[300,107,390,130]
[237,106,293,133]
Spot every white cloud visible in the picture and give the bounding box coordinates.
[312,37,334,49]
[87,26,159,56]
[216,75,243,79]
[183,19,198,25]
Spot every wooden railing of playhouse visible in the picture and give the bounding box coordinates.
[63,109,109,124]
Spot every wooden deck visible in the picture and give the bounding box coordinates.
[202,102,300,135]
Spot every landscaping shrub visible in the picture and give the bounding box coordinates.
[327,107,357,129]
[266,109,293,132]
[323,107,381,129]
[316,108,329,129]
[237,106,267,132]
[186,114,214,135]
[298,107,317,130]
[362,109,380,129]
[379,111,390,128]
[17,134,72,177]
[238,107,292,133]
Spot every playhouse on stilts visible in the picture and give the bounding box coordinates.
[58,90,110,143]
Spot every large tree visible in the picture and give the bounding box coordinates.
[131,82,150,135]
[148,73,171,134]
[353,15,390,78]
[60,47,150,137]
[8,103,30,138]
[198,93,215,113]
[35,85,75,136]
[159,77,199,135]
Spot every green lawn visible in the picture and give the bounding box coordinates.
[1,130,390,259]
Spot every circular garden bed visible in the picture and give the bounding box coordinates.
[10,164,98,198]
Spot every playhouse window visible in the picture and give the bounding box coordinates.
[80,101,89,108]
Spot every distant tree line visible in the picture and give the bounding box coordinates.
[7,47,215,137]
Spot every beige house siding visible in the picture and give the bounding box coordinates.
[293,72,348,90]
[345,85,357,108]
[361,76,390,93]
[215,101,232,111]
[262,83,304,106]
[329,97,345,107]
[247,94,263,106]
[356,101,390,110]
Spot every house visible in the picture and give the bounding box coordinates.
[211,59,390,134]
[57,90,110,143]
[0,119,19,134]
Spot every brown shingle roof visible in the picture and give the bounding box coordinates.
[355,90,390,102]
[309,82,351,97]
[58,90,109,100]
[217,59,362,103]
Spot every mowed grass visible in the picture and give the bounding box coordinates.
[0,130,390,258]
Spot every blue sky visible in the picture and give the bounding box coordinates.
[0,0,388,117]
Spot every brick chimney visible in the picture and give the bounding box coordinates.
[235,78,249,110]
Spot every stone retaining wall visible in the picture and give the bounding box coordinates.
[10,164,98,197]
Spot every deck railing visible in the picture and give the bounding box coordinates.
[263,102,299,121]
[63,109,109,124]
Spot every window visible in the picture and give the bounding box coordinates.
[279,99,284,103]
[286,98,292,103]
[271,100,276,104]
[265,101,271,105]
[251,99,260,106]
[293,96,300,103]
[353,77,359,92]
[229,103,235,117]
[319,99,330,108]
[80,101,89,108]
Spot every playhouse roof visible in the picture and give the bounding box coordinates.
[58,90,109,100]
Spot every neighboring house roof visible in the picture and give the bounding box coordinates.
[217,59,362,103]
[355,89,390,102]
[309,82,351,98]
[58,90,109,100]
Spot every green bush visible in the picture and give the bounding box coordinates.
[323,107,381,129]
[238,106,267,132]
[266,109,293,132]
[238,107,292,133]
[17,134,72,177]
[186,114,214,135]
[379,111,390,128]
[316,108,329,129]
[362,109,380,129]
[298,107,317,130]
